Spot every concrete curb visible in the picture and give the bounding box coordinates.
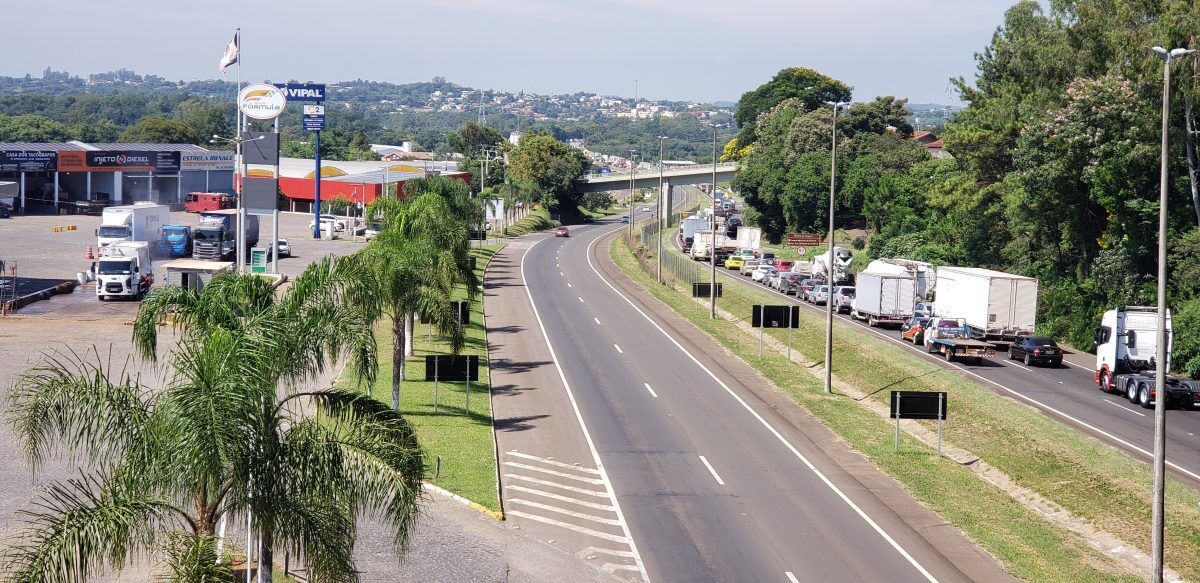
[478,243,508,522]
[422,482,504,521]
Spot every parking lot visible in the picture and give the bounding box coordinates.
[0,210,367,317]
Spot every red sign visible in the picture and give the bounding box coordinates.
[786,233,820,247]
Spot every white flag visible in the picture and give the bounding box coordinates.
[218,31,239,71]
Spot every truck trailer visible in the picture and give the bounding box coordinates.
[96,203,170,248]
[934,266,1038,343]
[1095,306,1199,409]
[851,272,916,327]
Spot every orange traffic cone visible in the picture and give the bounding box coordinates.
[85,245,94,260]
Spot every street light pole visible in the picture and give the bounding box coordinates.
[658,135,667,284]
[710,126,718,319]
[628,149,637,243]
[1150,45,1194,583]
[824,101,848,394]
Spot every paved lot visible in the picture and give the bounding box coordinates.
[0,212,614,581]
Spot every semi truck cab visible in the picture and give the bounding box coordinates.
[1095,306,1199,409]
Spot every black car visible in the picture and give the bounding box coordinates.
[1008,336,1062,367]
[582,216,595,223]
[0,202,10,218]
[727,217,742,227]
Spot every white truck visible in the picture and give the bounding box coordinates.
[1095,306,1199,409]
[863,258,936,302]
[95,242,153,301]
[851,272,916,327]
[679,217,709,252]
[735,226,762,251]
[690,230,727,261]
[97,203,170,248]
[811,246,854,285]
[934,266,1037,343]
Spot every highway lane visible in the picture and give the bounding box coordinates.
[692,239,1200,488]
[521,221,1010,582]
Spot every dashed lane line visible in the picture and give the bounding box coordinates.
[698,455,725,486]
[643,383,658,398]
[1105,399,1148,417]
[614,344,624,354]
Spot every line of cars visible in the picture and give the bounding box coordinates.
[725,250,856,313]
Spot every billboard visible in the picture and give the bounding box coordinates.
[238,83,287,120]
[275,83,326,102]
[0,151,57,172]
[58,151,180,172]
[181,151,235,171]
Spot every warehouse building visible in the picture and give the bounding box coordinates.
[0,142,234,214]
[269,157,466,213]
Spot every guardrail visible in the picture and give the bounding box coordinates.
[581,162,739,183]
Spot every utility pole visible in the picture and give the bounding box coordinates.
[628,149,637,242]
[657,135,667,284]
[824,101,849,394]
[1149,45,1194,583]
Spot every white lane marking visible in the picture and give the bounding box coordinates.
[581,546,636,558]
[643,383,659,398]
[614,344,623,354]
[1105,400,1148,418]
[505,462,606,484]
[506,511,630,544]
[568,282,573,288]
[698,455,725,486]
[578,296,585,303]
[603,564,642,573]
[508,485,615,511]
[587,226,937,583]
[560,271,565,276]
[507,451,602,474]
[786,573,800,583]
[509,498,622,525]
[704,251,1200,485]
[505,474,610,498]
[594,317,602,325]
[519,239,651,583]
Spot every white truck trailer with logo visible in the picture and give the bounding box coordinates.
[934,266,1038,343]
[851,272,916,327]
[97,202,170,248]
[1095,306,1200,409]
[95,242,153,301]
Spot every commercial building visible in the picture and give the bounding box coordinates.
[268,157,467,213]
[0,141,234,213]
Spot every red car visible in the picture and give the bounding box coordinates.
[554,226,570,237]
[901,317,932,344]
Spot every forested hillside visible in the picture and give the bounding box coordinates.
[732,0,1200,372]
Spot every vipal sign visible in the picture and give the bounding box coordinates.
[238,83,287,120]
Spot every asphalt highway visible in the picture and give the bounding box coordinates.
[518,220,1010,582]
[690,236,1200,490]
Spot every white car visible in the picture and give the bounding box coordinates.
[308,214,347,232]
[268,239,291,258]
[751,265,776,283]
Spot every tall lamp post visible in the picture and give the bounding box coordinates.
[824,101,849,394]
[628,149,638,242]
[1149,45,1194,583]
[657,135,667,284]
[710,125,720,319]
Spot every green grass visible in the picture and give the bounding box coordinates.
[338,244,503,512]
[577,204,620,219]
[503,205,558,237]
[615,235,1181,582]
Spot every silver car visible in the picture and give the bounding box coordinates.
[806,285,830,305]
[832,286,855,313]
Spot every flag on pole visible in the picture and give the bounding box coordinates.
[218,31,239,72]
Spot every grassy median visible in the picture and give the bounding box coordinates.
[338,244,502,513]
[612,235,1192,582]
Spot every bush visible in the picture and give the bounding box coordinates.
[1173,297,1200,378]
[851,235,867,250]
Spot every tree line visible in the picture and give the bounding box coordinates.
[731,1,1200,372]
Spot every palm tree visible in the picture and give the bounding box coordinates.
[352,191,477,409]
[5,259,424,582]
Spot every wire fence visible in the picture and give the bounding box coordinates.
[623,187,722,293]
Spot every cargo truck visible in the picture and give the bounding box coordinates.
[95,242,153,301]
[96,203,170,248]
[1095,306,1200,409]
[851,273,916,327]
[161,225,193,258]
[679,217,708,252]
[184,192,236,213]
[935,266,1038,343]
[193,209,259,261]
[925,317,997,364]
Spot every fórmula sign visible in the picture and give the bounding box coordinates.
[238,83,287,120]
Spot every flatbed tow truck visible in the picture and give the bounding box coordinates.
[926,317,997,364]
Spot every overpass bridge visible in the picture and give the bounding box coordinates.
[573,162,738,193]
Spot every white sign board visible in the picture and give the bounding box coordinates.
[736,226,762,250]
[181,151,235,171]
[238,83,287,120]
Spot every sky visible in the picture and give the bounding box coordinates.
[2,0,1020,105]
